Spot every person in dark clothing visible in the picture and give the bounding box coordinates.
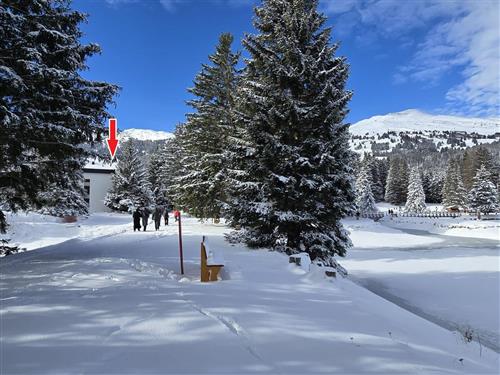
[141,207,150,231]
[153,206,163,231]
[163,208,169,225]
[133,208,141,232]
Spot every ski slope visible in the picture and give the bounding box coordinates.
[1,214,498,374]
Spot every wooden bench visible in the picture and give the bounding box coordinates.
[200,238,224,282]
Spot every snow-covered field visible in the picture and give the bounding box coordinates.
[1,213,499,374]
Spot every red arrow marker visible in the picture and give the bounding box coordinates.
[106,118,119,158]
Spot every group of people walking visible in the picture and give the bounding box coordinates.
[132,205,181,232]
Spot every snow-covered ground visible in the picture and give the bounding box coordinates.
[1,214,499,373]
[2,212,131,251]
[344,217,499,354]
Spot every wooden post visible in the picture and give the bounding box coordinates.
[178,212,184,275]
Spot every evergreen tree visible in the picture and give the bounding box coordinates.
[356,163,378,212]
[224,0,355,260]
[38,180,88,217]
[384,157,408,205]
[160,135,184,208]
[468,165,499,216]
[474,147,498,186]
[463,146,498,190]
[372,157,387,202]
[422,170,444,203]
[384,157,398,204]
[105,140,153,212]
[404,167,426,212]
[462,148,476,191]
[0,0,118,232]
[442,159,467,209]
[148,145,169,206]
[398,158,409,204]
[175,33,239,219]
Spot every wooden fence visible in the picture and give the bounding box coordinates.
[349,211,462,220]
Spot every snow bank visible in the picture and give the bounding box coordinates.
[2,212,131,251]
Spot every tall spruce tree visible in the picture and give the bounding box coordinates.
[462,148,476,191]
[384,157,398,204]
[356,163,378,212]
[442,159,467,209]
[224,0,355,260]
[148,145,169,206]
[105,140,153,212]
[384,157,408,205]
[404,167,426,212]
[371,157,387,202]
[160,135,184,208]
[422,170,444,203]
[468,165,499,216]
[175,33,239,219]
[0,0,118,232]
[474,147,498,186]
[398,158,409,204]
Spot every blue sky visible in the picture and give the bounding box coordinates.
[74,0,499,132]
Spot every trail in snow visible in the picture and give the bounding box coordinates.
[189,302,274,370]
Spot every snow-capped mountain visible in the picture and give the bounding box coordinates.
[114,110,499,156]
[119,128,174,142]
[350,109,499,136]
[350,109,499,154]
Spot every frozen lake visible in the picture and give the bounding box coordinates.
[344,220,499,352]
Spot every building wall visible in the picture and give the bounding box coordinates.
[83,171,113,213]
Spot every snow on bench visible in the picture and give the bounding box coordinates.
[200,237,224,282]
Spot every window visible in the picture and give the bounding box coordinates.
[84,178,90,205]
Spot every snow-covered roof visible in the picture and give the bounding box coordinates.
[83,158,116,172]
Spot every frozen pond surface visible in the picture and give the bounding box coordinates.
[344,221,499,352]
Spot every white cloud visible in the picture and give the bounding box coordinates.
[106,0,254,12]
[158,0,186,12]
[105,0,139,5]
[321,0,500,117]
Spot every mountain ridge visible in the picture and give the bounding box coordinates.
[119,128,174,141]
[350,109,499,136]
